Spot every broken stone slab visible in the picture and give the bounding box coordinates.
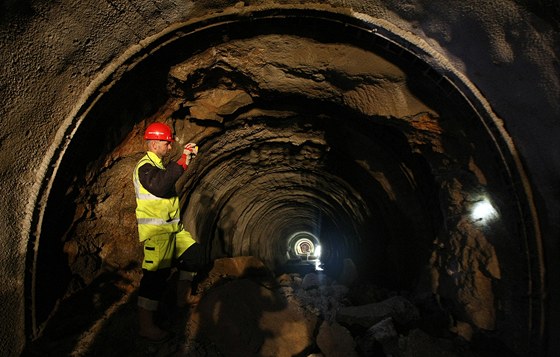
[356,317,399,356]
[186,88,253,122]
[366,316,398,341]
[188,278,317,357]
[336,295,420,328]
[316,321,358,357]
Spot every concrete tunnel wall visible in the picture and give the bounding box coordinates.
[1,1,559,355]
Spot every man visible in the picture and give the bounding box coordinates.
[132,122,204,342]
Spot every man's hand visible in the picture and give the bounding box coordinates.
[177,143,198,170]
[183,143,198,158]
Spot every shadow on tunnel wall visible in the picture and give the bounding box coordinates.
[22,262,141,356]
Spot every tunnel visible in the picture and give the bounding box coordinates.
[2,2,559,356]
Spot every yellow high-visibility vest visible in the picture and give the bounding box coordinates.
[133,151,181,241]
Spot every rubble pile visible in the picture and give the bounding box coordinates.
[25,256,488,356]
[179,256,481,357]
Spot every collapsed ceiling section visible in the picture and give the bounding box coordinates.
[34,10,542,354]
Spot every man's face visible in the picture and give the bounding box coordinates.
[152,140,173,158]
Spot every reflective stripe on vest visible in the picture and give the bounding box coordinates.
[136,217,181,225]
[133,151,181,241]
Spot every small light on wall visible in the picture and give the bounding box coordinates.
[471,198,498,224]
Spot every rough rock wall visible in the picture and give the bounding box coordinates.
[1,0,558,355]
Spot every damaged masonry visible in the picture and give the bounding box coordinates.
[29,30,520,356]
[2,2,558,357]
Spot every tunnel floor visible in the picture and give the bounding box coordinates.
[23,256,511,357]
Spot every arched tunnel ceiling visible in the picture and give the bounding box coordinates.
[25,7,546,356]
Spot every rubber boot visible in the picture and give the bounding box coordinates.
[176,279,201,308]
[138,306,171,343]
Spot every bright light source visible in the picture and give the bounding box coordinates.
[314,245,323,270]
[294,238,314,256]
[471,198,498,224]
[315,245,322,258]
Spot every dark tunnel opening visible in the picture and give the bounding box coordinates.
[27,8,544,356]
[176,100,441,288]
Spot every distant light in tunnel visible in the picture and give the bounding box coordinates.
[287,231,323,271]
[294,237,314,256]
[471,197,499,224]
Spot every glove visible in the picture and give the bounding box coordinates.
[183,143,198,157]
[177,143,198,170]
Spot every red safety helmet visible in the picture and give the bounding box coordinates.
[143,122,174,142]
